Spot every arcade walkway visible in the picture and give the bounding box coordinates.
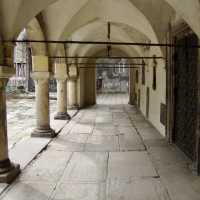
[0,94,200,200]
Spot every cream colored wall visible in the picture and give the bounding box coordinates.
[133,47,166,136]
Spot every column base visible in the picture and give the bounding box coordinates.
[31,127,56,138]
[0,159,20,184]
[68,104,79,110]
[54,112,71,120]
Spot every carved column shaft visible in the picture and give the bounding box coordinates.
[31,72,55,138]
[0,67,20,183]
[68,79,78,109]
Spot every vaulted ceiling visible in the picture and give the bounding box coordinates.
[0,0,200,57]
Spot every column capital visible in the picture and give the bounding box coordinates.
[31,72,50,81]
[32,55,49,72]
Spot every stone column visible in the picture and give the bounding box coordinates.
[68,78,78,109]
[31,72,55,138]
[54,78,71,120]
[54,63,71,120]
[0,66,20,183]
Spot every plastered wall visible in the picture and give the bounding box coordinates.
[133,47,166,136]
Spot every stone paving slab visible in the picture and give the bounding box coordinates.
[119,134,145,151]
[144,138,170,148]
[136,127,164,140]
[61,152,108,183]
[1,181,55,200]
[108,152,158,180]
[2,94,200,200]
[93,125,118,136]
[117,126,138,135]
[51,183,105,200]
[48,133,88,152]
[148,145,192,169]
[19,150,72,183]
[85,135,119,152]
[95,116,112,124]
[10,137,50,169]
[158,165,200,200]
[71,124,94,134]
[106,178,170,200]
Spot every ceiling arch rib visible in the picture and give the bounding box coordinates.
[1,0,200,42]
[68,22,143,58]
[25,18,47,55]
[55,0,158,43]
[77,42,140,64]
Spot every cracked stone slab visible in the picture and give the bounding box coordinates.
[85,135,119,152]
[106,178,171,200]
[61,152,108,183]
[119,134,145,151]
[19,150,72,182]
[0,181,55,200]
[108,152,158,179]
[51,183,105,200]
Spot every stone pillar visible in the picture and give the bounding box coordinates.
[31,72,55,138]
[68,78,78,109]
[54,63,71,120]
[0,66,20,183]
[54,78,71,120]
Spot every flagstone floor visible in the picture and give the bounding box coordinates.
[1,93,200,200]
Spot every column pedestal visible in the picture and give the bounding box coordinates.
[54,79,71,120]
[0,67,20,183]
[31,72,56,138]
[68,79,78,110]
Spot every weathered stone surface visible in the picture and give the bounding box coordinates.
[71,124,94,134]
[107,178,170,200]
[119,134,145,151]
[85,135,119,152]
[2,94,200,200]
[148,145,192,169]
[93,124,118,136]
[19,150,72,182]
[158,165,200,200]
[108,152,158,179]
[49,133,88,152]
[52,183,105,200]
[61,152,108,183]
[1,182,55,200]
[10,137,50,169]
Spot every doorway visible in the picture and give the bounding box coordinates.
[172,30,199,161]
